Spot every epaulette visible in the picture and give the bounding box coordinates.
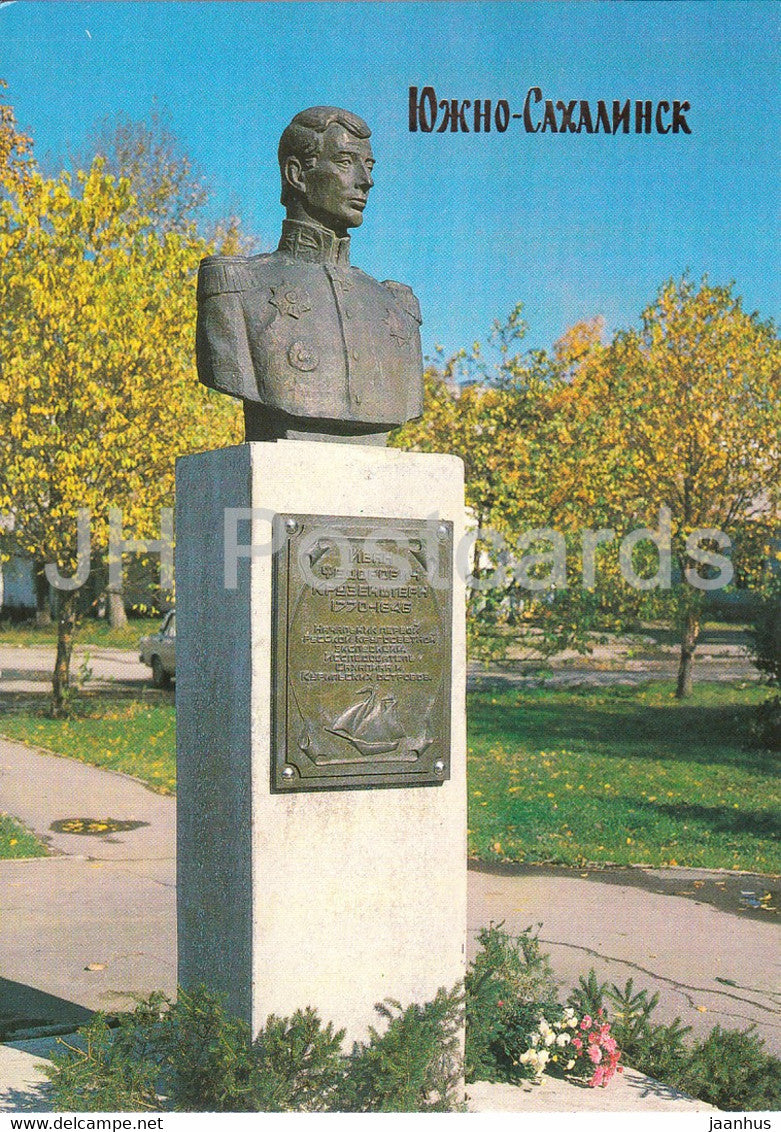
[197,254,272,299]
[382,279,422,324]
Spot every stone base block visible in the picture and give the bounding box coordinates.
[175,441,466,1042]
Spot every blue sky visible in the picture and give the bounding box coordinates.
[1,0,779,362]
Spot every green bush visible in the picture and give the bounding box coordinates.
[748,693,781,751]
[47,994,169,1112]
[566,969,780,1111]
[464,922,559,1082]
[749,586,781,749]
[567,968,608,1020]
[48,943,781,1112]
[249,1008,346,1112]
[47,984,463,1113]
[677,1025,781,1112]
[164,990,345,1111]
[49,989,345,1113]
[338,987,464,1112]
[598,978,691,1086]
[162,987,263,1111]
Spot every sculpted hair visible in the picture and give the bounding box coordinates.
[278,106,371,207]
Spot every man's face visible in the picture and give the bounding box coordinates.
[299,124,375,234]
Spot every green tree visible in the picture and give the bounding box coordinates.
[394,308,556,656]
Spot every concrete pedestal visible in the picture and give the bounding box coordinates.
[175,441,466,1042]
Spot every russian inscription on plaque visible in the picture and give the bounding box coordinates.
[272,514,453,791]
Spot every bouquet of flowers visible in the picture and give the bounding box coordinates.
[514,1006,622,1088]
[566,1008,623,1087]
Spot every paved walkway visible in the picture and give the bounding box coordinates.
[0,739,176,1029]
[0,1041,715,1113]
[0,734,777,1112]
[0,637,759,698]
[0,645,151,696]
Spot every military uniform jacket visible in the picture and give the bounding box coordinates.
[196,219,424,426]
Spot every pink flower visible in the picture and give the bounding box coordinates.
[573,1037,583,1050]
[588,1045,602,1064]
[497,1000,504,1007]
[590,1066,605,1088]
[580,1015,592,1030]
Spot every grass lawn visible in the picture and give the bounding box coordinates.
[0,813,48,857]
[468,681,779,873]
[1,681,777,873]
[0,699,176,795]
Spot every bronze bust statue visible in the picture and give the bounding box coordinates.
[195,107,424,444]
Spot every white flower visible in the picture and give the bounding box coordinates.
[556,1032,571,1047]
[538,1050,550,1067]
[566,1059,576,1070]
[544,1030,556,1046]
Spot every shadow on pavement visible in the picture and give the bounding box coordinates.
[0,687,173,715]
[469,859,780,924]
[0,1081,52,1113]
[0,978,93,1039]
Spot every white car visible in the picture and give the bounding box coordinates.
[139,611,176,688]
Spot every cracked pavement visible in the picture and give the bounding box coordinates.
[0,733,777,1056]
[469,865,780,1052]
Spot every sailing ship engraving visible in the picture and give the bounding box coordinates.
[318,687,436,762]
[327,688,405,755]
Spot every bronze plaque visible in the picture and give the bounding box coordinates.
[271,514,453,791]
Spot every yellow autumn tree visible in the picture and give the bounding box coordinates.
[0,156,241,714]
[594,276,781,695]
[488,290,780,694]
[397,288,779,689]
[77,110,251,626]
[393,309,604,659]
[394,305,550,536]
[0,80,34,196]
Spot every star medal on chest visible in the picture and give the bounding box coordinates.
[269,284,312,320]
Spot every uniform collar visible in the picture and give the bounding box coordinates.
[277,219,351,266]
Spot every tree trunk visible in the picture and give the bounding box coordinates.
[107,585,128,629]
[51,590,77,717]
[34,560,52,627]
[676,612,700,699]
